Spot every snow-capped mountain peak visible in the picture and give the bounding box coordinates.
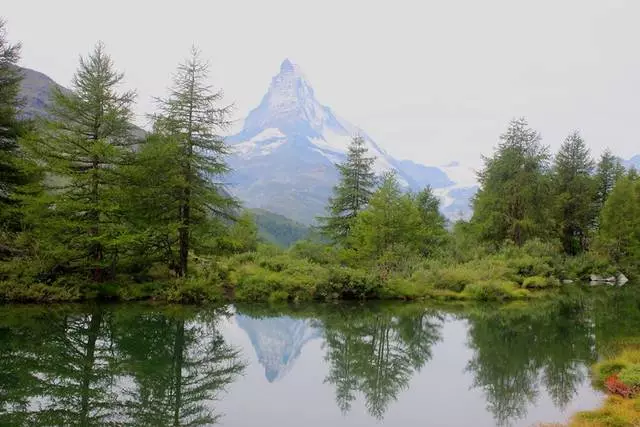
[242,58,328,137]
[234,59,403,176]
[226,59,463,224]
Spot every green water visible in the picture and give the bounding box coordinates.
[1,287,639,426]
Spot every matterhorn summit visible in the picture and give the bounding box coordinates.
[227,59,461,224]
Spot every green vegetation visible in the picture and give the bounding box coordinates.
[318,134,376,242]
[251,208,311,247]
[0,23,638,304]
[1,289,638,425]
[560,347,640,427]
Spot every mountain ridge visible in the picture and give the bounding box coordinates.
[227,59,469,223]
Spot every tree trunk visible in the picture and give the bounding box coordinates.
[80,308,103,426]
[172,319,185,426]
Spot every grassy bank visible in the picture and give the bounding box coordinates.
[0,239,628,304]
[545,346,640,427]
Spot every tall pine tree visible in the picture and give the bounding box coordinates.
[319,135,376,243]
[552,131,596,254]
[153,48,237,277]
[22,43,135,281]
[594,148,625,217]
[0,19,29,230]
[472,118,551,246]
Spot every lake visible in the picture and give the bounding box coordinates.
[1,287,638,426]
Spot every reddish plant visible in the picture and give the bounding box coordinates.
[605,374,633,398]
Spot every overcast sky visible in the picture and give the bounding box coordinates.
[3,0,639,168]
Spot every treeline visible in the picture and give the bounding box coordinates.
[1,19,638,303]
[1,21,259,300]
[214,120,637,303]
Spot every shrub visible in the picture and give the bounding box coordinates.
[463,280,524,301]
[268,290,290,303]
[157,278,223,304]
[522,275,560,289]
[605,374,634,398]
[289,241,334,265]
[320,266,380,300]
[558,252,618,281]
[619,366,640,388]
[593,360,630,387]
[0,281,81,302]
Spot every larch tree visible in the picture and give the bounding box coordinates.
[152,47,237,277]
[0,19,30,231]
[412,186,448,257]
[472,118,552,246]
[597,171,640,265]
[552,131,596,255]
[319,134,376,243]
[22,42,136,281]
[594,148,625,217]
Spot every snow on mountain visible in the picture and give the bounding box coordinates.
[232,59,405,178]
[226,59,456,223]
[235,314,321,382]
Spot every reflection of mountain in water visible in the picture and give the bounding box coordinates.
[236,315,321,382]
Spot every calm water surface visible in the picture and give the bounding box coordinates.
[1,288,639,426]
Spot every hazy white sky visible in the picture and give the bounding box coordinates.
[4,0,639,168]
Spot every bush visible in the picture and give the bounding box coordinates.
[157,278,223,304]
[558,252,619,281]
[289,241,335,265]
[522,275,560,289]
[463,280,525,301]
[0,280,81,302]
[413,257,514,292]
[320,266,380,300]
[619,366,640,388]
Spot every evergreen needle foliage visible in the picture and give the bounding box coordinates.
[319,135,376,243]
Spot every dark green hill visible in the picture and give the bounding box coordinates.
[251,208,311,247]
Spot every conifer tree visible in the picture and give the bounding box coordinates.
[0,19,29,230]
[594,149,625,216]
[319,135,376,243]
[472,118,551,246]
[413,186,448,256]
[153,47,237,277]
[597,171,640,265]
[22,43,135,280]
[552,131,596,254]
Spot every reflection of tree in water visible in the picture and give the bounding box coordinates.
[465,297,595,426]
[0,305,120,426]
[322,305,443,419]
[0,305,245,427]
[114,307,246,426]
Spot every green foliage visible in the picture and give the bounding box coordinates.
[552,131,596,255]
[472,118,552,246]
[20,43,136,282]
[349,172,448,267]
[595,148,625,216]
[522,275,559,289]
[619,365,640,388]
[597,172,640,273]
[0,280,81,302]
[213,210,259,254]
[156,278,223,304]
[463,280,524,301]
[319,135,376,243]
[152,47,238,277]
[251,208,310,247]
[0,19,31,229]
[289,240,336,264]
